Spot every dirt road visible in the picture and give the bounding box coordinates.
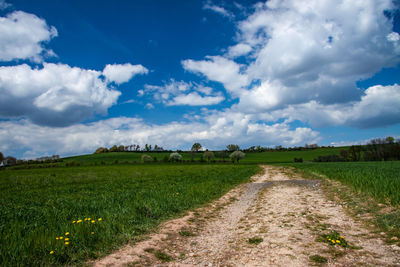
[93,165,400,266]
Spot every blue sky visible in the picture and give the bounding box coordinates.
[1,0,400,158]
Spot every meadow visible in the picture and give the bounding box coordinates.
[0,164,259,266]
[285,161,400,206]
[60,147,344,166]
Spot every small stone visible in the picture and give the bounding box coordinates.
[391,236,399,241]
[189,253,194,257]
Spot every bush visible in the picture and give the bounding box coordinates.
[141,154,153,163]
[313,154,341,162]
[230,151,245,163]
[294,157,303,163]
[170,152,182,162]
[203,151,215,162]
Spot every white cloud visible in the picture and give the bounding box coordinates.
[270,84,400,129]
[168,92,224,106]
[103,63,148,84]
[203,1,233,18]
[0,11,57,62]
[0,115,320,159]
[182,56,249,95]
[145,103,155,109]
[0,0,11,9]
[0,63,122,126]
[227,43,252,58]
[143,79,224,106]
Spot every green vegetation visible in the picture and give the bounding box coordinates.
[286,161,400,206]
[248,237,263,245]
[0,164,259,266]
[309,254,328,263]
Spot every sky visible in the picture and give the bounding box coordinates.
[1,0,400,159]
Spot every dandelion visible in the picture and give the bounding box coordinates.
[91,220,95,223]
[88,218,91,220]
[60,236,63,240]
[77,220,82,223]
[50,250,54,254]
[56,237,59,240]
[98,218,102,221]
[65,232,69,235]
[72,221,76,224]
[337,240,340,243]
[91,232,94,235]
[65,238,69,241]
[340,236,344,239]
[84,218,88,221]
[65,242,69,245]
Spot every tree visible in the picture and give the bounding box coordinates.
[170,152,182,162]
[226,144,240,152]
[94,147,108,154]
[118,145,125,152]
[191,143,202,152]
[203,151,215,162]
[229,151,245,163]
[5,156,17,166]
[0,152,4,161]
[110,145,119,152]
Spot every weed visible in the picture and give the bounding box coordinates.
[154,250,173,262]
[179,231,196,237]
[248,237,263,245]
[320,231,349,248]
[309,254,328,263]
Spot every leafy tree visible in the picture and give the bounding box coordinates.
[226,144,240,152]
[170,152,182,162]
[5,156,17,166]
[203,151,215,162]
[94,147,108,154]
[0,152,4,161]
[118,145,125,152]
[110,145,119,152]
[191,143,202,152]
[229,151,245,163]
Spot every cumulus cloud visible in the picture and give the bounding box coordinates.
[0,11,58,62]
[0,115,320,158]
[103,63,148,84]
[185,0,400,128]
[143,79,225,106]
[270,84,400,129]
[182,56,249,95]
[203,1,233,18]
[0,0,11,9]
[0,63,123,126]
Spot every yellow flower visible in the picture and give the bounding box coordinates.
[65,232,69,235]
[88,218,91,220]
[340,236,344,239]
[84,218,88,221]
[91,220,95,223]
[56,237,59,240]
[331,240,335,243]
[98,218,102,221]
[65,238,69,241]
[337,240,341,243]
[91,232,94,235]
[50,250,54,254]
[77,220,82,223]
[60,236,63,240]
[72,221,76,224]
[65,242,69,245]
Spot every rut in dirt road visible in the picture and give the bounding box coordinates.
[93,166,400,267]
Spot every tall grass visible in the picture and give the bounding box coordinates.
[287,162,400,206]
[0,164,259,266]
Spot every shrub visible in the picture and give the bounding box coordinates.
[203,151,215,162]
[314,154,341,162]
[141,154,153,163]
[163,155,169,162]
[294,157,303,163]
[169,152,182,162]
[229,151,245,163]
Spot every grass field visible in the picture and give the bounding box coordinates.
[286,161,400,206]
[0,164,259,266]
[61,147,344,166]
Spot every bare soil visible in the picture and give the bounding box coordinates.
[92,165,400,266]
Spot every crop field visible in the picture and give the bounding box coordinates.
[0,164,259,266]
[61,147,344,166]
[286,161,400,206]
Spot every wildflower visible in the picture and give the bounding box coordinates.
[72,221,76,224]
[340,236,344,239]
[331,240,335,243]
[60,236,63,240]
[337,240,341,243]
[91,220,95,223]
[77,220,82,223]
[65,238,69,241]
[50,250,54,254]
[56,237,59,240]
[65,232,69,235]
[65,242,69,245]
[98,218,102,221]
[84,218,88,221]
[88,218,91,220]
[91,232,94,235]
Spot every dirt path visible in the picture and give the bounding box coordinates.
[93,166,400,266]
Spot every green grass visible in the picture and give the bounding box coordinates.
[0,164,259,266]
[248,237,263,245]
[285,161,400,206]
